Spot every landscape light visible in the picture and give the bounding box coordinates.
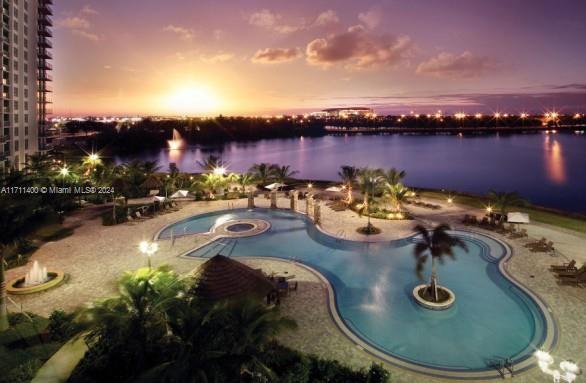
[486,206,493,213]
[88,153,99,162]
[447,197,453,204]
[139,241,159,269]
[307,183,313,189]
[213,166,227,176]
[59,166,69,176]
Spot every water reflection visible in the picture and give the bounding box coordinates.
[544,135,567,184]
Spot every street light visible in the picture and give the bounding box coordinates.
[139,241,159,269]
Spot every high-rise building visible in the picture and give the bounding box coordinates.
[1,0,53,171]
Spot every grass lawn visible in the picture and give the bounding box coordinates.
[420,190,586,234]
[0,314,63,383]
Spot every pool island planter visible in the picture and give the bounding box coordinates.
[412,284,455,310]
[7,271,66,295]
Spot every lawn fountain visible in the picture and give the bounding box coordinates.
[7,261,65,295]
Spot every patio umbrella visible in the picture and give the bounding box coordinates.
[265,183,286,190]
[170,190,189,199]
[325,186,343,192]
[507,212,530,224]
[192,255,274,301]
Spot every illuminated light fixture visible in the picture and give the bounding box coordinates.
[307,183,313,189]
[88,153,99,162]
[520,113,529,119]
[486,205,493,213]
[494,112,501,118]
[414,114,420,118]
[139,241,159,269]
[454,112,466,119]
[212,166,227,176]
[475,113,483,119]
[574,113,581,119]
[503,113,509,118]
[426,114,432,118]
[447,197,453,204]
[59,166,69,177]
[396,212,404,219]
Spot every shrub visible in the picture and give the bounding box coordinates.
[48,309,76,342]
[0,358,43,383]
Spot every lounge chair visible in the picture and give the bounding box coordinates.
[555,264,586,277]
[550,260,577,273]
[556,267,586,286]
[135,211,150,220]
[289,281,298,292]
[524,238,546,249]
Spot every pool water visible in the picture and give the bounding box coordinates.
[158,209,548,372]
[226,223,255,232]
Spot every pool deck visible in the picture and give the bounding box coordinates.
[7,197,586,382]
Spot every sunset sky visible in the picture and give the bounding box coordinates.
[52,0,586,116]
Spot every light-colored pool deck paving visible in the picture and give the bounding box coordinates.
[7,197,586,383]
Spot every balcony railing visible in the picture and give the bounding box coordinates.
[38,61,53,70]
[39,73,53,81]
[38,37,52,49]
[38,50,53,59]
[38,27,52,37]
[39,15,53,27]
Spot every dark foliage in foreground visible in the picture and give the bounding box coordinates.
[66,267,391,383]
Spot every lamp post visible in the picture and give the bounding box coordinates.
[139,241,158,269]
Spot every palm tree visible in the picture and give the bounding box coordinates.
[23,152,53,181]
[384,183,410,212]
[237,173,256,193]
[249,163,275,186]
[74,266,185,374]
[413,224,468,302]
[199,173,227,197]
[382,168,406,186]
[338,165,359,204]
[356,168,383,232]
[488,191,525,221]
[197,155,224,172]
[142,298,297,382]
[272,165,298,184]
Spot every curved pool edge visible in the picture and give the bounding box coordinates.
[153,207,558,380]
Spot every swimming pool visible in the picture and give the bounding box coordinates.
[157,208,555,378]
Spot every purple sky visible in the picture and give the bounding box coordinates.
[52,0,586,115]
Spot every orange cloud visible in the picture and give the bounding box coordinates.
[251,47,302,64]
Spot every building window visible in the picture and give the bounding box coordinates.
[14,140,19,151]
[14,127,19,136]
[24,139,28,150]
[25,126,28,135]
[24,114,28,123]
[14,114,18,123]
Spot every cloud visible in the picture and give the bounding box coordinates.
[416,51,497,78]
[306,25,414,70]
[57,16,90,30]
[163,25,194,41]
[248,9,300,33]
[358,9,382,30]
[80,5,98,15]
[252,47,302,64]
[314,10,339,26]
[72,29,100,41]
[57,13,101,41]
[200,52,235,64]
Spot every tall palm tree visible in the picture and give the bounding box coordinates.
[356,168,383,231]
[338,165,359,204]
[249,163,275,186]
[237,173,256,193]
[413,224,468,302]
[197,155,224,172]
[142,160,161,176]
[488,190,525,220]
[23,152,53,181]
[382,168,406,186]
[272,165,298,184]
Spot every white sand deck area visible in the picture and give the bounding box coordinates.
[7,196,586,383]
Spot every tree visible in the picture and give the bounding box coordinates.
[356,168,383,232]
[338,165,359,205]
[488,191,525,220]
[272,165,298,184]
[197,155,224,172]
[237,173,256,193]
[141,298,297,383]
[72,266,186,381]
[249,163,275,186]
[413,224,468,302]
[384,183,409,212]
[0,171,43,331]
[381,168,406,187]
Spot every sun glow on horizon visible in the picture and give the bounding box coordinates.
[163,84,221,116]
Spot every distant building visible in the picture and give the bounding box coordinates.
[1,0,53,170]
[310,107,375,118]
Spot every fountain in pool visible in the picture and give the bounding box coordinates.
[24,261,49,287]
[168,128,184,151]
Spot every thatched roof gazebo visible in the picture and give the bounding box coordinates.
[192,255,274,301]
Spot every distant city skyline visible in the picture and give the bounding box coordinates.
[53,0,586,116]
